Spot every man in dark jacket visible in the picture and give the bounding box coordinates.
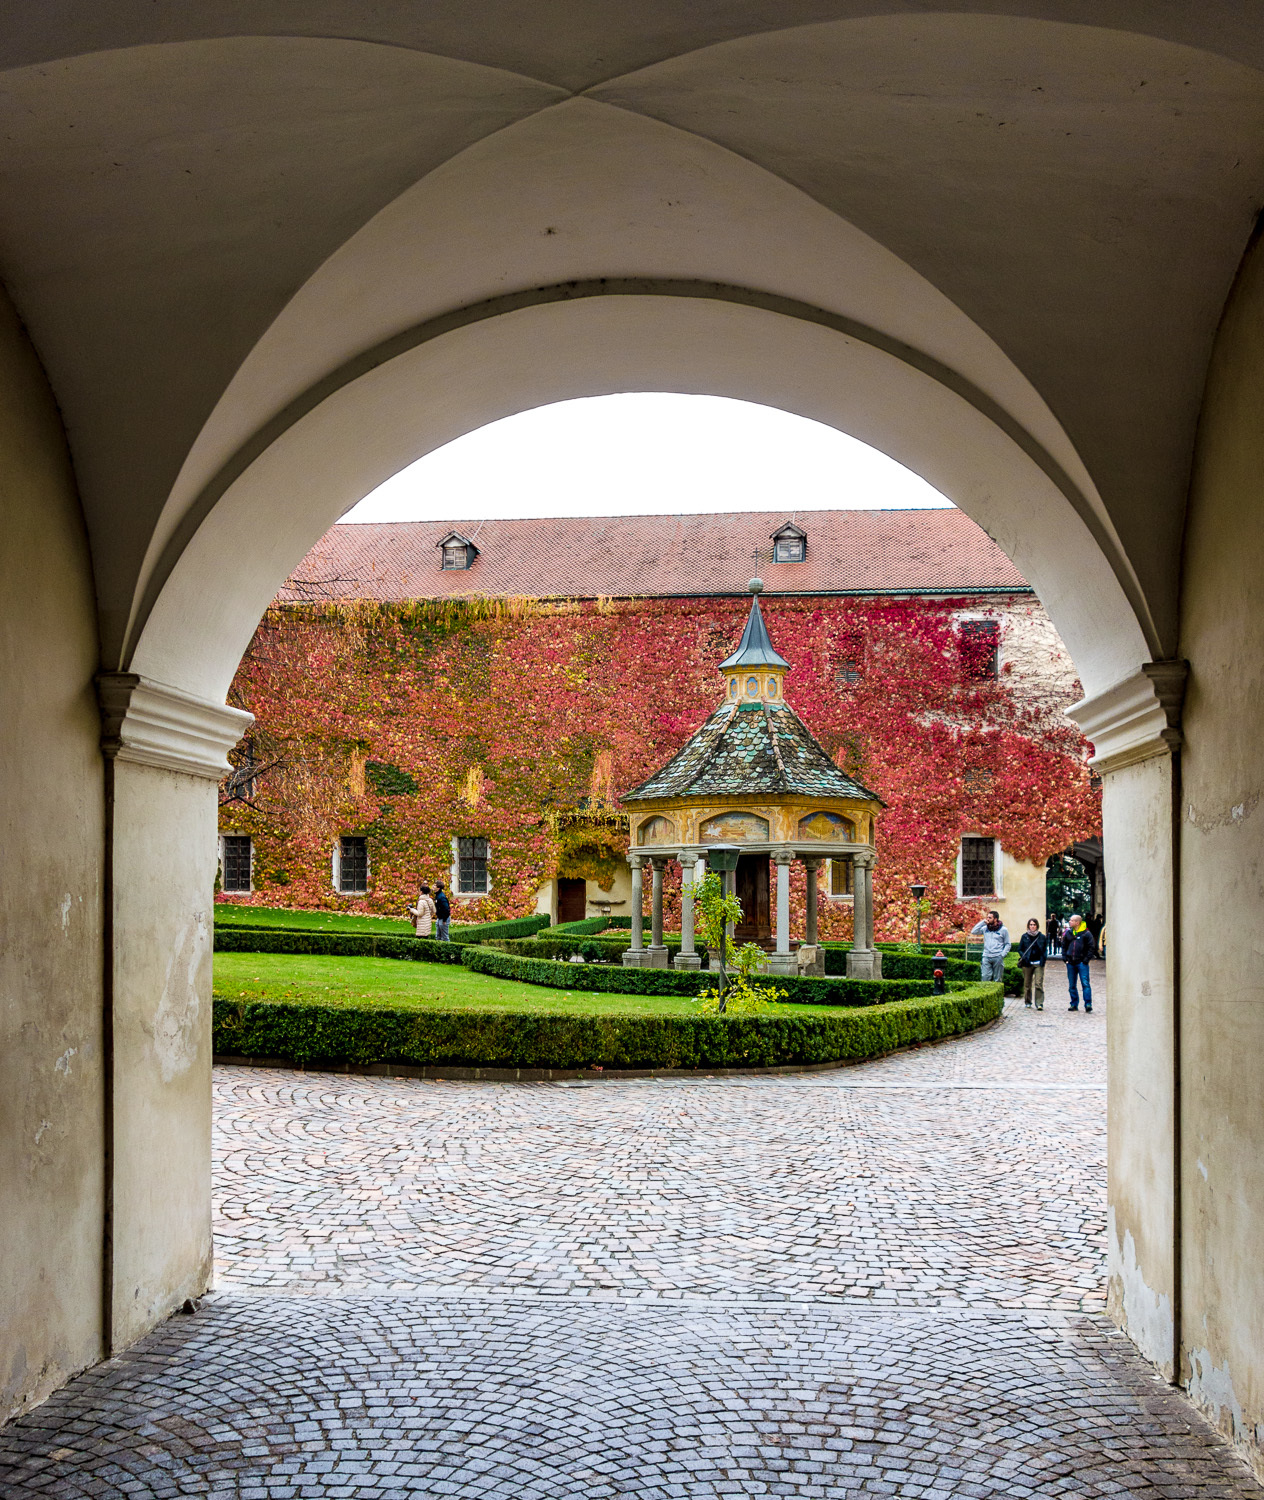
[1018,919,1047,1009]
[1062,913,1095,1012]
[434,881,452,942]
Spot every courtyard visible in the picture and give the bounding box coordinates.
[3,972,1260,1497]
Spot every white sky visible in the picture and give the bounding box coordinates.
[342,393,952,523]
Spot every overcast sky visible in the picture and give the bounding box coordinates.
[342,393,953,523]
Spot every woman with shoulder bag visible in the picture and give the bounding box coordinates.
[1018,918,1047,1010]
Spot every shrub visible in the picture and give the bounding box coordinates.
[214,928,464,963]
[452,913,553,941]
[460,945,936,1007]
[212,984,1003,1072]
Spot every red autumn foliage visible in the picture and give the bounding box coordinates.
[218,593,1100,942]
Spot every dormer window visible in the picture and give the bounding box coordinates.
[437,532,478,571]
[771,521,807,564]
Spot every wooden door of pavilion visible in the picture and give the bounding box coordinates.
[735,854,771,943]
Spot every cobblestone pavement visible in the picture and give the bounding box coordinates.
[4,970,1262,1497]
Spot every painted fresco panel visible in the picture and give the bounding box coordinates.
[700,811,769,843]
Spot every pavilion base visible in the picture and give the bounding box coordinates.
[845,949,884,980]
[623,946,669,968]
[672,951,702,970]
[796,944,826,977]
[761,951,799,977]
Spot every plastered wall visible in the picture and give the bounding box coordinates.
[109,764,217,1347]
[0,292,105,1419]
[1179,227,1264,1474]
[1102,756,1177,1377]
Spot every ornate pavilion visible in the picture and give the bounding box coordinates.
[621,581,885,978]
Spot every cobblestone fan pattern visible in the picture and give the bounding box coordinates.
[5,972,1261,1496]
[210,997,1107,1311]
[4,1296,1261,1498]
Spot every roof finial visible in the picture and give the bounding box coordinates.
[748,577,764,595]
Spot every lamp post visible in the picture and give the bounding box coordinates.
[910,881,927,950]
[707,844,742,992]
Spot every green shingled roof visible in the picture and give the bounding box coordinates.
[622,700,881,803]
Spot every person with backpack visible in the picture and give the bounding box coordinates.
[434,881,451,942]
[1061,911,1096,1012]
[1018,918,1047,1009]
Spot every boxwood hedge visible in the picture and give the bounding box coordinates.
[213,983,1003,1073]
[214,928,465,963]
[461,944,937,1007]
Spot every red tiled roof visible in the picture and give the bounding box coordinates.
[282,509,1028,602]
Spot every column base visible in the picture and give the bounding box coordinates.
[796,944,826,977]
[762,951,798,977]
[846,949,884,980]
[672,951,702,970]
[625,946,669,968]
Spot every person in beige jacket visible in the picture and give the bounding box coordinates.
[408,885,437,938]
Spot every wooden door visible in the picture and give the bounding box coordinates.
[557,877,588,924]
[735,854,771,943]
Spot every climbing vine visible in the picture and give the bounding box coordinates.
[219,593,1100,940]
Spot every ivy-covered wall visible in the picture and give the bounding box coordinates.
[217,592,1100,942]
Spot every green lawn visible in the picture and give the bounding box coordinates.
[213,952,839,1018]
[214,905,417,935]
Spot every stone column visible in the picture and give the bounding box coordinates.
[646,856,669,967]
[846,850,882,979]
[803,857,822,945]
[674,851,702,970]
[766,849,798,975]
[797,856,826,977]
[622,852,646,966]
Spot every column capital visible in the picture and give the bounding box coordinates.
[1068,660,1188,776]
[96,672,253,781]
[772,846,796,865]
[799,855,825,873]
[852,848,876,869]
[648,853,672,871]
[627,850,646,869]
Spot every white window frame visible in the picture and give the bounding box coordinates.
[957,835,1003,900]
[825,858,854,902]
[450,836,493,898]
[219,833,253,894]
[332,835,370,896]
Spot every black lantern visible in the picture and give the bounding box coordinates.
[910,881,927,949]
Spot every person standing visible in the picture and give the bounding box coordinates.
[1046,913,1061,958]
[970,909,1011,983]
[408,884,436,938]
[1018,917,1047,1009]
[1062,911,1095,1012]
[433,880,451,942]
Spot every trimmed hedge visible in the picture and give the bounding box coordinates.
[212,983,1003,1072]
[461,944,937,1007]
[452,913,553,941]
[214,928,465,963]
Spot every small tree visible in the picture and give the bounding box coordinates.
[687,873,789,1013]
[687,870,742,1011]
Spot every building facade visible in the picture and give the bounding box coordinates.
[217,508,1099,945]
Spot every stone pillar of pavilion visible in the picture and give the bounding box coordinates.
[673,850,705,970]
[764,848,798,975]
[845,849,884,979]
[646,854,670,967]
[622,852,647,966]
[798,856,826,976]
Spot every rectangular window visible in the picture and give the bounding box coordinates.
[442,543,468,570]
[829,858,853,897]
[774,538,804,562]
[221,835,252,894]
[959,619,1000,680]
[457,836,490,895]
[338,835,368,895]
[961,837,996,897]
[835,632,865,685]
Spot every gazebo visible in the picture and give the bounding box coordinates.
[620,581,885,978]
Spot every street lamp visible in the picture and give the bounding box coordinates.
[910,881,927,950]
[706,845,742,991]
